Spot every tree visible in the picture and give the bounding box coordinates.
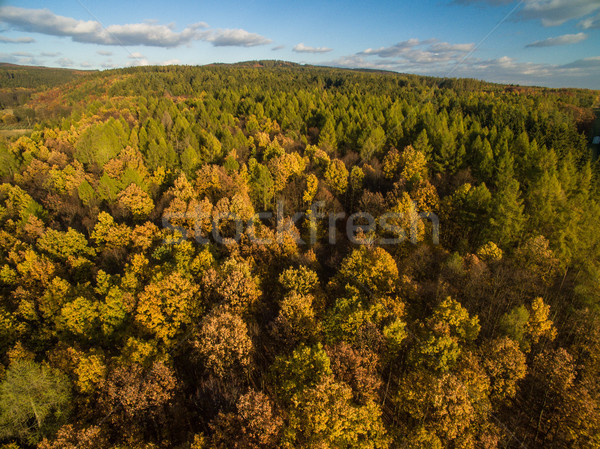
[283,376,389,448]
[476,241,503,263]
[360,126,386,161]
[350,166,365,191]
[324,159,349,195]
[192,306,253,379]
[481,337,526,403]
[487,176,525,248]
[37,425,107,449]
[471,136,494,181]
[59,296,100,339]
[116,183,154,220]
[210,390,282,448]
[74,118,128,167]
[388,192,426,244]
[91,212,131,250]
[395,352,493,448]
[272,344,389,448]
[135,272,199,345]
[526,297,557,346]
[249,159,274,210]
[279,265,319,294]
[37,228,95,270]
[382,148,401,180]
[413,129,433,159]
[0,361,71,445]
[318,116,337,154]
[303,174,318,204]
[520,348,600,447]
[410,297,480,372]
[336,246,398,295]
[326,342,381,403]
[272,291,318,344]
[399,145,428,185]
[268,152,305,193]
[213,258,260,314]
[101,360,177,432]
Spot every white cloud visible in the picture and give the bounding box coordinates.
[126,56,150,66]
[41,52,60,57]
[293,43,333,53]
[360,38,422,57]
[431,42,475,52]
[0,36,35,43]
[0,6,271,48]
[0,52,42,65]
[579,12,600,29]
[526,32,588,47]
[56,57,74,67]
[324,48,600,89]
[207,29,272,47]
[161,59,181,65]
[272,45,285,51]
[519,0,600,26]
[560,56,600,69]
[455,0,600,27]
[357,39,475,67]
[0,6,208,47]
[97,50,113,56]
[129,59,150,67]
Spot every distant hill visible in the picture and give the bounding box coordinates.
[1,61,598,132]
[0,63,95,89]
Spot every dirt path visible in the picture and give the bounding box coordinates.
[0,128,32,137]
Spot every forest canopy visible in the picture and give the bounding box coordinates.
[0,62,599,448]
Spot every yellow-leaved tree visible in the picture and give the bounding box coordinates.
[135,272,200,345]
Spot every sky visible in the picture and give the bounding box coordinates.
[0,0,599,89]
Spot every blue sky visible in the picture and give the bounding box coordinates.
[1,0,599,88]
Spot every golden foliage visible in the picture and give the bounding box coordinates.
[324,159,349,195]
[135,272,200,344]
[117,183,154,219]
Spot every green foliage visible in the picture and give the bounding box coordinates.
[0,65,85,89]
[37,228,94,261]
[0,361,71,444]
[0,141,18,179]
[272,344,332,401]
[75,118,128,167]
[248,158,274,209]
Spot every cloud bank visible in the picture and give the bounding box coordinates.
[0,36,35,43]
[358,39,475,66]
[293,43,333,53]
[579,12,600,29]
[526,32,588,47]
[207,29,272,47]
[0,6,271,48]
[455,0,600,27]
[323,34,600,89]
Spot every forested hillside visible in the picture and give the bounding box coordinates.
[0,63,599,448]
[0,64,91,128]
